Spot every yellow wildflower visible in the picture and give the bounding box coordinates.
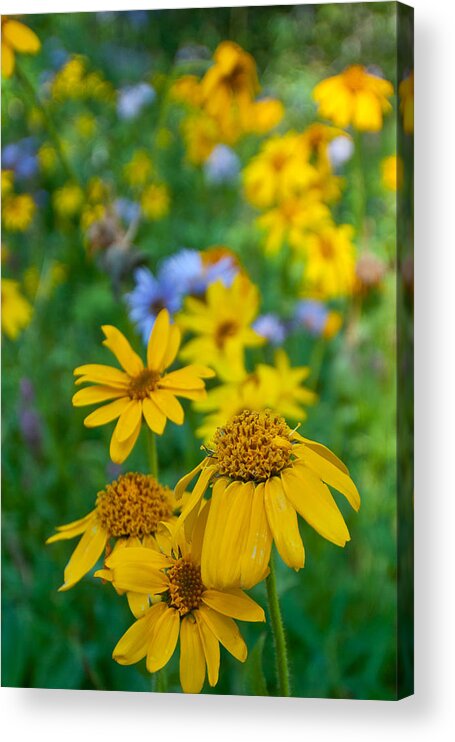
[244,98,284,135]
[313,65,393,132]
[302,223,356,299]
[1,16,40,78]
[175,409,360,587]
[257,195,331,255]
[140,183,170,221]
[75,113,97,138]
[1,169,14,196]
[182,112,221,165]
[38,143,58,173]
[399,72,414,135]
[201,41,259,119]
[1,278,32,339]
[2,193,35,232]
[72,309,214,464]
[170,75,203,107]
[100,504,265,693]
[381,155,404,191]
[52,183,84,218]
[123,150,153,187]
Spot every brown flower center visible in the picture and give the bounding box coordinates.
[128,368,160,400]
[214,319,239,349]
[319,237,335,259]
[213,409,293,482]
[96,472,174,538]
[167,558,205,616]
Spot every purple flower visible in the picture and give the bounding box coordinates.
[2,138,38,181]
[328,136,354,169]
[125,266,182,344]
[160,248,238,298]
[117,83,156,120]
[294,300,328,336]
[203,145,240,185]
[253,314,287,346]
[114,198,141,225]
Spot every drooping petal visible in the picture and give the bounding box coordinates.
[109,416,142,464]
[114,400,143,442]
[101,325,144,376]
[301,446,360,511]
[240,482,272,589]
[175,465,216,533]
[72,385,126,407]
[198,605,247,662]
[281,465,350,546]
[83,397,130,428]
[264,476,305,570]
[113,603,164,665]
[149,390,184,425]
[174,461,204,501]
[147,309,170,371]
[59,519,108,591]
[146,606,180,673]
[46,510,95,544]
[179,616,206,693]
[292,433,349,474]
[202,588,265,622]
[142,396,167,435]
[195,611,220,687]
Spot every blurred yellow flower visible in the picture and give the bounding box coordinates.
[178,274,264,377]
[196,349,316,440]
[72,309,214,463]
[52,183,84,218]
[245,98,284,135]
[46,472,179,601]
[51,55,114,102]
[257,195,330,255]
[80,203,107,232]
[102,505,265,693]
[1,169,14,196]
[313,65,393,131]
[323,311,343,339]
[123,150,153,187]
[1,278,32,339]
[170,74,203,107]
[75,113,97,138]
[175,409,360,587]
[141,183,170,221]
[399,71,414,135]
[2,193,35,231]
[23,261,67,299]
[201,41,259,119]
[303,223,356,299]
[37,143,58,173]
[182,112,221,165]
[1,17,40,78]
[381,155,404,191]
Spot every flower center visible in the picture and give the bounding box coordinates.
[214,319,239,349]
[128,368,160,400]
[213,409,293,482]
[96,472,174,538]
[167,558,205,616]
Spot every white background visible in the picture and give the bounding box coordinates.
[1,0,454,739]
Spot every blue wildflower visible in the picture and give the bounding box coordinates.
[160,248,238,298]
[253,314,287,346]
[294,300,328,336]
[125,266,182,344]
[117,83,156,120]
[203,145,240,185]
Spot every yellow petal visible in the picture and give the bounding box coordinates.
[142,396,166,435]
[198,605,247,662]
[59,518,108,591]
[264,477,304,570]
[179,616,206,693]
[240,482,272,589]
[147,309,170,371]
[189,499,211,565]
[195,611,220,687]
[293,434,349,474]
[159,369,206,390]
[109,416,141,464]
[150,390,184,425]
[161,324,181,370]
[127,591,151,618]
[3,20,40,53]
[83,397,130,428]
[74,364,129,387]
[105,547,169,594]
[1,42,14,77]
[46,510,95,544]
[113,603,164,665]
[114,400,142,442]
[282,465,350,546]
[72,385,126,407]
[202,588,265,622]
[175,465,216,533]
[146,606,180,672]
[101,325,144,376]
[106,546,170,571]
[301,446,360,511]
[174,461,204,501]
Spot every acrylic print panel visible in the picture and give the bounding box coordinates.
[1,2,414,699]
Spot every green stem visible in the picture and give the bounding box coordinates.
[266,549,291,697]
[147,429,159,480]
[353,130,367,249]
[15,62,80,185]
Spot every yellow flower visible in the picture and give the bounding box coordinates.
[381,154,404,191]
[257,195,330,255]
[37,143,58,173]
[313,65,393,132]
[46,473,179,605]
[123,150,153,187]
[177,274,264,377]
[196,349,316,440]
[2,193,35,231]
[170,75,203,107]
[1,169,14,196]
[101,504,265,693]
[52,183,84,218]
[1,278,32,339]
[140,183,170,221]
[323,311,343,339]
[1,17,40,78]
[243,133,318,210]
[182,112,221,165]
[72,309,214,464]
[50,56,113,102]
[244,98,284,135]
[399,72,414,135]
[201,41,259,119]
[175,409,360,588]
[302,223,356,299]
[75,113,97,138]
[80,203,106,231]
